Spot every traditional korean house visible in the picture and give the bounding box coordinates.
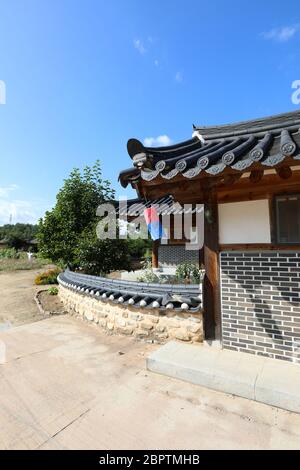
[119,110,300,363]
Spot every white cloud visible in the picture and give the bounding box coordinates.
[261,25,299,42]
[133,39,146,55]
[175,71,183,83]
[0,184,19,198]
[143,135,172,147]
[0,184,50,225]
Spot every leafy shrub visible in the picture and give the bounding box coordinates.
[0,248,19,259]
[140,258,152,270]
[48,286,59,295]
[35,251,52,263]
[143,248,152,261]
[127,238,152,259]
[0,249,30,260]
[137,270,160,283]
[34,268,61,285]
[75,228,131,275]
[175,262,202,284]
[137,259,160,283]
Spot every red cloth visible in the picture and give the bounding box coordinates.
[144,206,159,225]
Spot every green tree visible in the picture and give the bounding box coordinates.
[38,161,130,274]
[126,237,152,259]
[0,223,38,249]
[75,227,131,275]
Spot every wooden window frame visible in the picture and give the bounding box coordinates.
[272,193,300,246]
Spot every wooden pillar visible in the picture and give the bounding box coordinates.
[268,194,276,245]
[203,187,221,339]
[152,240,159,268]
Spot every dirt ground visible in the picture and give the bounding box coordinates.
[0,269,47,326]
[37,290,65,314]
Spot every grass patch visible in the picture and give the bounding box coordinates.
[0,258,52,272]
[48,286,59,295]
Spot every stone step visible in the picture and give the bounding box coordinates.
[146,341,300,414]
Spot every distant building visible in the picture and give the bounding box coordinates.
[0,238,38,251]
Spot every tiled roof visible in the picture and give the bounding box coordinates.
[119,110,300,187]
[58,271,202,312]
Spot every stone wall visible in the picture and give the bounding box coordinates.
[59,285,203,343]
[220,251,300,363]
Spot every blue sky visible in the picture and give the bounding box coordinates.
[0,0,300,225]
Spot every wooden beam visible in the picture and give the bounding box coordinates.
[217,170,300,203]
[249,169,264,183]
[221,173,242,186]
[141,162,300,204]
[203,186,220,340]
[276,166,292,180]
[219,243,300,251]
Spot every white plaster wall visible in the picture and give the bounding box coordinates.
[218,200,271,244]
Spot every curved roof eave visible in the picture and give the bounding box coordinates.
[120,110,300,186]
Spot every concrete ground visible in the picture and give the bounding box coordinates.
[1,315,300,450]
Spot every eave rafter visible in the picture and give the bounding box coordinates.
[276,166,293,180]
[140,162,300,204]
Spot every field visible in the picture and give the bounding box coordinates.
[0,257,51,272]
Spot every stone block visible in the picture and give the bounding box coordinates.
[116,318,126,328]
[175,329,191,342]
[155,325,166,333]
[191,334,203,343]
[134,329,150,339]
[187,324,201,334]
[98,311,108,318]
[127,319,138,327]
[84,310,94,322]
[130,313,143,321]
[149,316,159,323]
[140,321,154,331]
[155,332,169,340]
[189,316,201,323]
[116,327,133,336]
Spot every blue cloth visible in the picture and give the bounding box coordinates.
[147,220,163,241]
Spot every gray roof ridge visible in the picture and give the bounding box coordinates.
[193,110,300,139]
